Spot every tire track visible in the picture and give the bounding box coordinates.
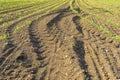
[77,0,120,36]
[28,12,62,79]
[69,2,120,79]
[90,16,120,36]
[79,16,120,79]
[0,1,120,80]
[0,2,69,79]
[46,7,90,80]
[0,3,59,69]
[85,43,108,80]
[27,6,88,80]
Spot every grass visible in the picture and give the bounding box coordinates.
[85,0,120,9]
[0,0,68,41]
[0,0,120,42]
[0,33,10,41]
[0,18,3,22]
[69,0,120,42]
[0,0,34,11]
[0,0,65,28]
[77,0,120,27]
[13,20,32,34]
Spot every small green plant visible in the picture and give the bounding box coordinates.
[114,36,120,42]
[76,0,120,28]
[73,0,120,42]
[70,0,82,18]
[0,0,68,41]
[13,20,32,34]
[0,18,3,22]
[0,33,10,41]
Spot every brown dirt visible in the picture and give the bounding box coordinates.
[0,2,120,80]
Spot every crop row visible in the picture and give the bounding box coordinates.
[0,0,47,13]
[0,0,65,25]
[0,0,69,41]
[79,0,119,28]
[76,0,119,28]
[69,0,120,42]
[0,0,66,28]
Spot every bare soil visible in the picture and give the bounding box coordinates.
[0,3,120,80]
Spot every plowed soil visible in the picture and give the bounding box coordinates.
[0,2,120,80]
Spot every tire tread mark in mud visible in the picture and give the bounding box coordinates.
[28,17,55,80]
[47,8,75,43]
[1,6,52,54]
[73,16,101,80]
[47,7,91,79]
[90,39,117,79]
[90,54,102,80]
[73,39,91,80]
[47,7,70,28]
[90,38,111,78]
[29,20,41,54]
[90,30,119,79]
[87,43,108,80]
[0,6,49,68]
[90,14,120,36]
[73,16,83,34]
[81,17,120,79]
[0,24,16,67]
[80,20,109,79]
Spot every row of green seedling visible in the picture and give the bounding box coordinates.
[0,0,69,41]
[76,0,120,41]
[0,1,44,13]
[70,0,120,42]
[78,0,119,28]
[0,0,66,28]
[0,0,62,24]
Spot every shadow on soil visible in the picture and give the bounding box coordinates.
[73,16,83,34]
[72,12,92,79]
[47,7,71,28]
[73,39,91,80]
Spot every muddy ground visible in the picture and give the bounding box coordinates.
[0,3,120,80]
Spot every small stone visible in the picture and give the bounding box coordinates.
[65,54,68,57]
[28,68,38,74]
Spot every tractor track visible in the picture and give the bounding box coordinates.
[0,1,66,71]
[0,0,66,52]
[77,0,120,36]
[79,16,120,80]
[0,1,120,80]
[89,16,120,36]
[27,6,88,80]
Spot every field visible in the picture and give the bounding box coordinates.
[0,0,120,80]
